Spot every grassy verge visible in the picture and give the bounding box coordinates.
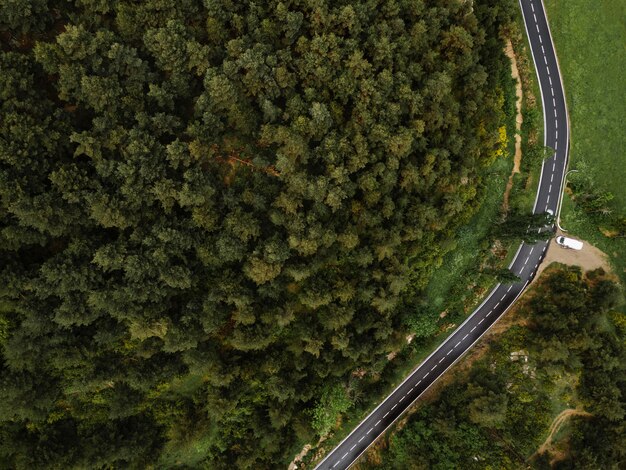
[421,155,511,325]
[507,5,545,215]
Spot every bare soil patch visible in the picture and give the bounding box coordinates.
[536,232,612,279]
[288,443,312,470]
[502,39,524,212]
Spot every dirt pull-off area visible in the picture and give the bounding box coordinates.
[502,40,523,212]
[536,232,612,278]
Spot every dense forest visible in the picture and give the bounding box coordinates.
[368,266,625,469]
[1,0,515,467]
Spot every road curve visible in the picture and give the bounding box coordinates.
[314,1,569,468]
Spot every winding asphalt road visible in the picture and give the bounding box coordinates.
[314,1,569,468]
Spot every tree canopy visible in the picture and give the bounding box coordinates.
[1,0,515,467]
[373,267,626,469]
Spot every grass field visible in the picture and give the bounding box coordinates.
[543,0,626,293]
[544,0,626,207]
[422,156,511,316]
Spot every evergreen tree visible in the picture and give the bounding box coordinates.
[0,0,516,467]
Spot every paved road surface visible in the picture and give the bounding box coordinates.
[314,1,569,468]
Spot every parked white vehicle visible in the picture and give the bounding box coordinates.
[556,236,583,250]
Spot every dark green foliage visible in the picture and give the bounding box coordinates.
[494,210,555,243]
[1,0,515,467]
[370,267,626,469]
[489,267,522,284]
[523,144,554,172]
[310,383,353,436]
[569,170,615,216]
[567,166,626,247]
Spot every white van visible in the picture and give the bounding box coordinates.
[556,236,583,250]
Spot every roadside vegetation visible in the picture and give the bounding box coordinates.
[361,265,626,469]
[414,0,556,332]
[302,0,569,465]
[504,8,545,217]
[543,0,626,297]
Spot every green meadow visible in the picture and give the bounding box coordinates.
[544,0,626,207]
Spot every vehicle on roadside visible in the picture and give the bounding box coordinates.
[556,236,583,250]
